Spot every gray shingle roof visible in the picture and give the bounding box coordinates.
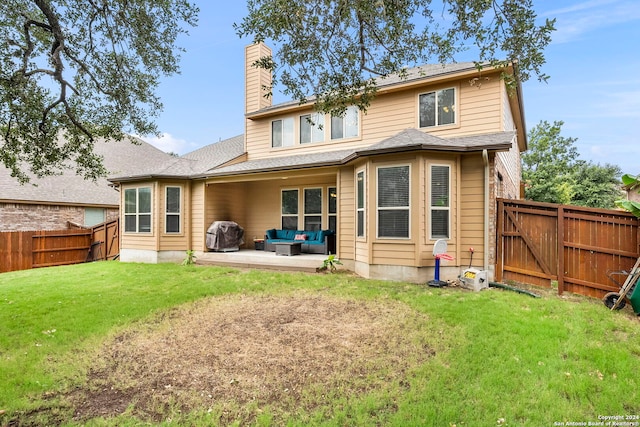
[202,148,358,177]
[0,137,176,206]
[375,62,484,88]
[358,128,516,155]
[109,134,246,182]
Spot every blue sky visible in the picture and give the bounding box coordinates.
[143,0,640,175]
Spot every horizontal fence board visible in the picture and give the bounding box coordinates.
[0,219,119,273]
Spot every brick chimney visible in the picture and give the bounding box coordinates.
[245,43,272,113]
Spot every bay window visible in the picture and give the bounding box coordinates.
[430,165,450,239]
[165,186,181,234]
[357,170,365,238]
[377,165,410,238]
[124,187,152,233]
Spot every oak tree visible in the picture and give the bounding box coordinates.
[522,120,623,209]
[235,0,556,117]
[0,0,198,183]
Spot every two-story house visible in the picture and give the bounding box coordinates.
[108,43,526,283]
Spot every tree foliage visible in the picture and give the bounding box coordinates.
[522,120,623,209]
[235,0,556,117]
[0,0,198,183]
[615,174,640,218]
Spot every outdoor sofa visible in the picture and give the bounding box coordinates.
[264,229,336,255]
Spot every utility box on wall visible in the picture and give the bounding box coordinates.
[460,268,488,292]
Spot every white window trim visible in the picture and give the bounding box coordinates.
[376,164,411,239]
[281,188,299,230]
[418,86,457,129]
[429,164,451,240]
[328,186,337,231]
[356,169,366,239]
[303,187,323,230]
[164,185,182,234]
[330,106,360,140]
[299,112,325,144]
[124,186,152,234]
[271,117,294,148]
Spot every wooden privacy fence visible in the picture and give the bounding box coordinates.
[0,218,119,273]
[496,199,640,298]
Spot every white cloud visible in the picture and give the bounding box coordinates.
[542,0,640,43]
[138,133,198,155]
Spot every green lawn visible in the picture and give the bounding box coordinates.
[1,261,639,426]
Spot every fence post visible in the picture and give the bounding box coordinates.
[557,205,564,295]
[495,199,504,282]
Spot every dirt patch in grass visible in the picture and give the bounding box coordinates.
[68,293,435,424]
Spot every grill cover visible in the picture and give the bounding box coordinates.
[206,221,245,251]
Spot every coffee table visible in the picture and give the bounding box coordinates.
[275,241,302,256]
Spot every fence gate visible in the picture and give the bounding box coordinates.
[0,218,119,273]
[496,199,640,298]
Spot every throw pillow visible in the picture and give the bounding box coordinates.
[294,234,308,241]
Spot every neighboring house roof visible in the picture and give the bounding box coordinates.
[110,134,246,181]
[110,129,515,183]
[0,137,175,206]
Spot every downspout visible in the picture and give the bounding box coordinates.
[482,149,490,271]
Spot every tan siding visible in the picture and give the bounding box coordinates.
[495,84,521,199]
[372,242,416,266]
[361,91,415,142]
[157,180,190,252]
[191,181,206,251]
[244,72,506,161]
[459,154,486,267]
[245,44,272,114]
[245,118,273,160]
[337,166,355,259]
[205,182,248,231]
[245,180,282,243]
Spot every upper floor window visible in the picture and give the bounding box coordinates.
[165,186,181,234]
[272,118,294,148]
[419,87,455,128]
[377,165,410,238]
[331,106,359,140]
[430,165,450,239]
[300,112,324,144]
[124,187,152,233]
